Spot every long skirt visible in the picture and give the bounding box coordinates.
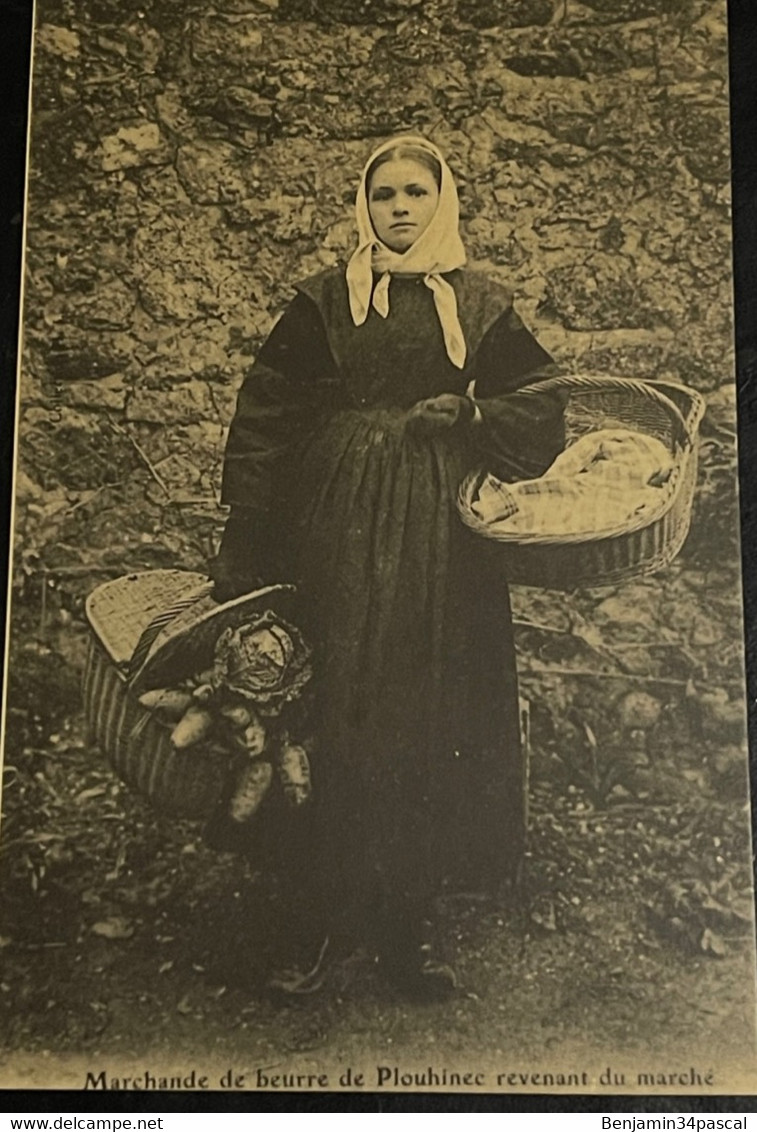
[275,407,526,908]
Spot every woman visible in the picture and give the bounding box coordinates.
[211,136,565,998]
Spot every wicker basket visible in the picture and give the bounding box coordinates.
[83,570,297,819]
[458,374,706,590]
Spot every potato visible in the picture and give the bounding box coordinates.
[242,717,267,757]
[278,742,311,806]
[219,703,253,729]
[138,688,193,720]
[229,759,273,823]
[170,704,214,750]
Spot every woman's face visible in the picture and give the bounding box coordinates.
[367,157,440,253]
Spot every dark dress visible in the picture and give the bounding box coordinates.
[219,267,565,911]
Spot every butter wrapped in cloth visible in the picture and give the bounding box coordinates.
[471,429,674,538]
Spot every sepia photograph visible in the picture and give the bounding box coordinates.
[1,0,755,1097]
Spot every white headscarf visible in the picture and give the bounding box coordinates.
[345,135,468,369]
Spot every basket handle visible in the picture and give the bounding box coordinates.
[126,580,214,683]
[506,373,696,448]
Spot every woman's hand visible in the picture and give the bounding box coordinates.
[405,394,476,435]
[209,556,265,605]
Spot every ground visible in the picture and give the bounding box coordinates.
[1,553,755,1093]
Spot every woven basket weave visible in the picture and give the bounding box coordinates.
[458,374,705,590]
[83,570,297,819]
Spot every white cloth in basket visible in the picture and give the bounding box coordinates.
[471,429,674,537]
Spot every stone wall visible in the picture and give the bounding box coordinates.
[15,0,734,599]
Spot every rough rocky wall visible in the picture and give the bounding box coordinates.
[15,0,733,604]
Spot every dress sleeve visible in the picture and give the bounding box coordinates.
[468,306,567,481]
[213,292,342,591]
[221,291,341,511]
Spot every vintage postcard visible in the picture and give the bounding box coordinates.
[1,0,755,1098]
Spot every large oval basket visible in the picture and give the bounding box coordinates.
[83,570,297,819]
[458,375,706,590]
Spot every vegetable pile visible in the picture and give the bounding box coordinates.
[136,611,314,824]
